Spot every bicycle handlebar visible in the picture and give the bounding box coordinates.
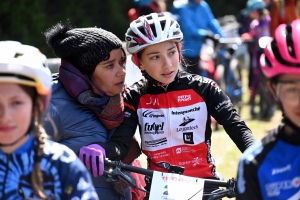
[104,159,232,188]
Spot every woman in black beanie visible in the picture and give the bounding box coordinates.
[43,21,141,200]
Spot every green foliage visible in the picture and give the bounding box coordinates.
[0,0,248,58]
[0,0,134,57]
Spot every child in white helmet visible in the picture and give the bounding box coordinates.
[0,55,98,199]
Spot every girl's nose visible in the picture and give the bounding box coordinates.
[0,106,11,122]
[117,64,126,77]
[163,57,172,69]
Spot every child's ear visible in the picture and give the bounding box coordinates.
[131,54,139,66]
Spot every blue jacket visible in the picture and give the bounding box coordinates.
[0,133,98,200]
[43,79,125,200]
[177,0,225,57]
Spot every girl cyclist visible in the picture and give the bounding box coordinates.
[0,56,98,200]
[87,13,255,199]
[236,19,300,199]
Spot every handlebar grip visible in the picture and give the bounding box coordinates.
[104,159,153,177]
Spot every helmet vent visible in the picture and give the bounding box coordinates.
[264,56,272,68]
[150,24,157,37]
[272,39,300,67]
[14,53,24,58]
[286,24,296,58]
[146,15,153,20]
[138,26,146,37]
[161,20,166,31]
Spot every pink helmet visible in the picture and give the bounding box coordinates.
[260,19,300,79]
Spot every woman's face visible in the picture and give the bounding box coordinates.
[91,48,126,96]
[274,74,300,128]
[139,41,182,85]
[0,83,32,149]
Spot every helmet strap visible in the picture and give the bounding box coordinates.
[133,53,140,68]
[282,116,300,133]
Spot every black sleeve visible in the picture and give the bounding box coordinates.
[207,81,255,152]
[99,117,137,160]
[98,87,140,161]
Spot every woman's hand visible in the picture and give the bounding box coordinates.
[79,144,106,177]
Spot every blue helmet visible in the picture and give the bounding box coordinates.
[246,0,266,15]
[134,0,152,6]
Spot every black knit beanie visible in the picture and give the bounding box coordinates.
[44,22,123,75]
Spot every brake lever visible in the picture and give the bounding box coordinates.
[104,162,137,188]
[112,167,137,188]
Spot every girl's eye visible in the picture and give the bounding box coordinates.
[107,64,113,69]
[287,88,298,93]
[12,101,23,106]
[150,56,159,60]
[120,57,126,65]
[169,51,176,55]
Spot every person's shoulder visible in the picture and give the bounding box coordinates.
[200,0,210,8]
[43,140,77,163]
[125,79,146,93]
[239,140,264,163]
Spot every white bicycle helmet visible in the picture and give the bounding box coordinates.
[0,57,52,111]
[0,40,48,68]
[125,12,183,54]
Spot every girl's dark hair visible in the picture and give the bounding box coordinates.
[20,85,48,198]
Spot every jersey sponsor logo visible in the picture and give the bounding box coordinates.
[272,164,291,175]
[146,97,159,105]
[178,157,202,167]
[179,116,195,126]
[177,95,191,102]
[177,116,198,132]
[145,137,167,147]
[171,107,200,115]
[190,76,222,92]
[177,125,198,133]
[152,151,170,159]
[215,100,231,112]
[183,132,194,144]
[142,110,164,118]
[157,161,171,169]
[175,146,201,154]
[144,122,164,134]
[124,111,131,118]
[265,176,300,197]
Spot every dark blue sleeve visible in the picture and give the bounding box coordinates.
[59,149,99,199]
